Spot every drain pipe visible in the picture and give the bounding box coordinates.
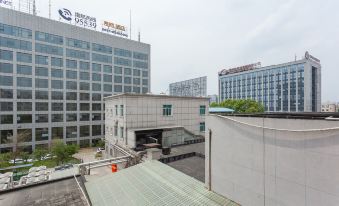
[208,129,212,191]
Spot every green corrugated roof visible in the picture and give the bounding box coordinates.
[85,160,239,206]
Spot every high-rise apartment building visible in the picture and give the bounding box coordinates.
[0,7,150,153]
[218,52,321,112]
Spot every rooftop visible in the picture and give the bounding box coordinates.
[215,112,339,120]
[104,93,209,101]
[85,160,239,206]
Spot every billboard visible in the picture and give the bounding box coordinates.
[169,76,207,97]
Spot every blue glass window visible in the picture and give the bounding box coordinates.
[0,36,32,51]
[114,66,122,74]
[133,60,148,69]
[92,43,112,54]
[66,59,77,69]
[17,53,32,63]
[17,65,32,75]
[114,76,122,83]
[80,72,90,80]
[92,63,101,72]
[17,77,32,87]
[114,48,131,58]
[51,80,63,89]
[0,75,13,86]
[0,23,32,39]
[0,49,13,60]
[92,53,112,64]
[35,55,48,65]
[35,79,48,88]
[51,57,63,67]
[66,48,90,60]
[92,83,101,91]
[35,31,63,45]
[92,73,101,81]
[114,85,122,92]
[35,67,48,77]
[66,70,77,79]
[35,43,63,56]
[133,52,148,60]
[80,82,90,90]
[51,69,63,78]
[67,38,90,50]
[104,84,112,92]
[103,74,112,82]
[0,63,13,73]
[142,71,148,77]
[103,65,112,73]
[114,57,131,66]
[80,61,90,70]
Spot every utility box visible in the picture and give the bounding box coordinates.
[147,148,161,160]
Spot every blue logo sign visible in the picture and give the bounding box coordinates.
[58,8,72,21]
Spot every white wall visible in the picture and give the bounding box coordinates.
[206,115,339,206]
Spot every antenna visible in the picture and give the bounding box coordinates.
[49,0,51,19]
[129,9,132,40]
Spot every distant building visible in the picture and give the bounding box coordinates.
[218,52,321,112]
[208,94,218,104]
[104,94,208,153]
[206,113,339,206]
[321,103,337,112]
[169,76,207,97]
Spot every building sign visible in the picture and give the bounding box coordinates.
[218,62,261,76]
[102,21,128,38]
[0,0,12,8]
[58,8,128,37]
[169,76,207,97]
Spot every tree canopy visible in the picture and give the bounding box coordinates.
[51,140,79,165]
[210,99,264,113]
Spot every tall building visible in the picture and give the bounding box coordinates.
[321,103,337,112]
[169,76,207,97]
[0,7,150,153]
[218,52,321,112]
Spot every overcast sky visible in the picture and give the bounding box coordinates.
[28,0,339,102]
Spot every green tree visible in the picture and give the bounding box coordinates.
[20,152,30,163]
[216,99,264,113]
[51,140,79,165]
[0,153,11,168]
[33,149,48,161]
[210,102,219,108]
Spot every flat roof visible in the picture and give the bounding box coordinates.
[215,112,339,120]
[104,93,210,100]
[85,160,239,206]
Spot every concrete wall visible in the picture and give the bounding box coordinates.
[206,114,339,206]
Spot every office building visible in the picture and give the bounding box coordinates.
[206,113,339,206]
[0,7,150,153]
[218,52,321,112]
[104,93,208,154]
[169,76,207,97]
[321,103,337,112]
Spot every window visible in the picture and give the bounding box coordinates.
[67,38,90,50]
[52,127,63,139]
[104,84,112,92]
[66,103,77,111]
[36,102,48,111]
[92,93,101,101]
[92,83,101,91]
[17,114,32,123]
[35,79,48,88]
[0,75,13,86]
[114,48,131,57]
[92,63,101,72]
[51,57,63,67]
[66,59,77,69]
[80,93,90,101]
[114,85,122,92]
[80,103,90,111]
[133,78,140,85]
[92,73,101,81]
[66,126,77,138]
[35,43,63,56]
[0,36,32,51]
[52,103,63,111]
[17,65,31,75]
[66,114,77,122]
[200,105,206,115]
[0,102,13,111]
[133,69,141,76]
[200,122,206,132]
[103,74,112,82]
[133,87,140,93]
[92,103,101,111]
[51,80,63,89]
[119,127,124,138]
[0,129,13,144]
[35,55,48,65]
[17,52,32,63]
[17,129,32,142]
[36,114,48,123]
[80,126,90,137]
[142,71,148,77]
[52,114,63,122]
[92,113,101,121]
[92,125,101,136]
[163,105,172,116]
[120,105,124,116]
[51,69,63,78]
[0,63,13,73]
[80,61,90,70]
[35,31,63,45]
[124,77,131,84]
[114,76,122,83]
[80,114,90,121]
[66,48,90,60]
[0,89,13,98]
[17,77,32,87]
[114,124,118,137]
[36,91,48,99]
[35,67,48,77]
[114,66,123,74]
[0,115,13,124]
[124,68,131,75]
[124,86,131,92]
[0,23,32,39]
[17,90,32,99]
[35,128,48,141]
[66,81,77,90]
[92,53,112,63]
[17,102,32,111]
[92,43,112,54]
[66,92,77,100]
[133,52,148,60]
[51,91,63,100]
[115,105,118,115]
[142,79,148,86]
[80,82,90,90]
[80,72,90,80]
[114,57,131,66]
[133,61,148,69]
[0,49,13,60]
[66,70,77,79]
[103,65,112,73]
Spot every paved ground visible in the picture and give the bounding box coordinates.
[0,178,87,206]
[168,156,205,182]
[73,148,98,163]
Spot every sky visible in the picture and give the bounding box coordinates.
[14,0,339,102]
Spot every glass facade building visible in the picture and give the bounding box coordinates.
[219,57,321,112]
[0,7,150,153]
